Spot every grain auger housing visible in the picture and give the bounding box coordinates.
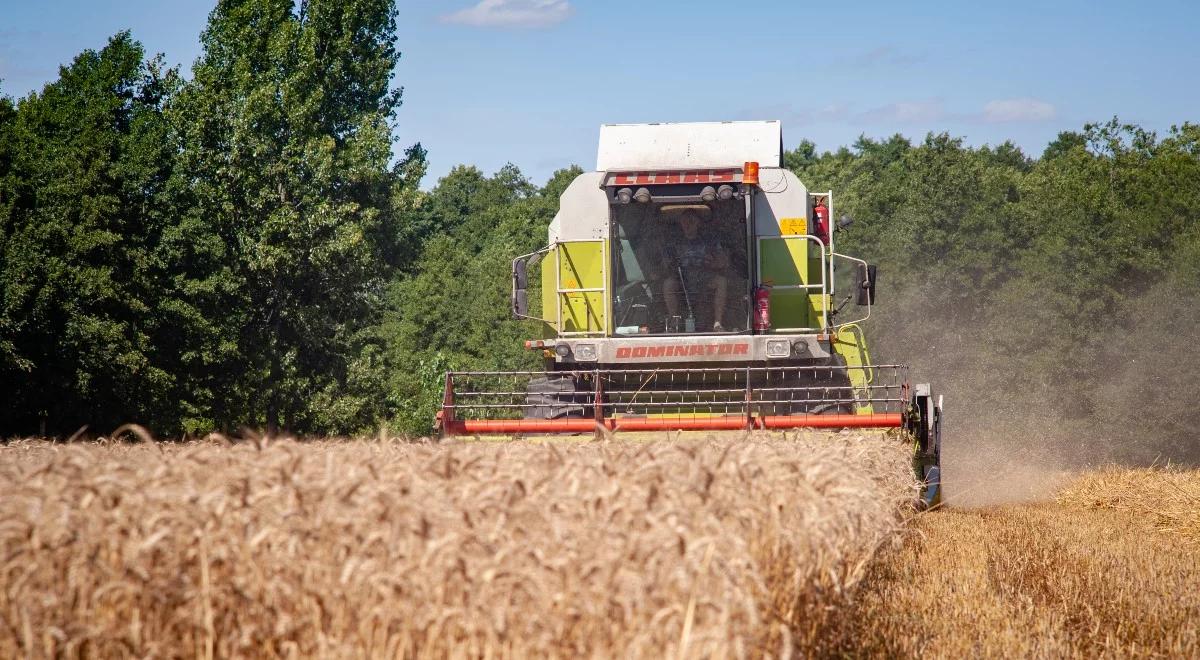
[436,121,942,505]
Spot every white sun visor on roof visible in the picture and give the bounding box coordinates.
[596,120,782,171]
[601,169,742,187]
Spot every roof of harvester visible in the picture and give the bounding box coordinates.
[596,120,782,171]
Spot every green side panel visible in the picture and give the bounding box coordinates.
[807,251,825,286]
[833,324,874,414]
[767,290,807,329]
[760,237,821,330]
[808,293,829,325]
[540,248,558,338]
[557,241,606,333]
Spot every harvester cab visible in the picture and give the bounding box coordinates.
[440,121,941,505]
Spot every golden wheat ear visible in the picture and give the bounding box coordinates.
[592,422,614,442]
[202,432,233,446]
[109,423,156,443]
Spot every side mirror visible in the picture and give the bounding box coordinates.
[855,263,877,306]
[512,259,529,318]
[513,290,529,318]
[837,215,854,231]
[514,259,528,290]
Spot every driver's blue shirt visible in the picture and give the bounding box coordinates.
[664,234,719,273]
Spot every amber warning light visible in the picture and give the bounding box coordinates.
[743,161,760,185]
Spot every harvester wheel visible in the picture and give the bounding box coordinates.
[909,384,943,508]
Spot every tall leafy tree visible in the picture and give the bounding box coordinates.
[168,0,405,433]
[0,33,178,435]
[380,165,578,434]
[0,92,20,375]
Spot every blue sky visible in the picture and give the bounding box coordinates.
[3,0,1198,186]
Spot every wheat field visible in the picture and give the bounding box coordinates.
[0,432,916,658]
[6,432,1196,659]
[835,466,1200,658]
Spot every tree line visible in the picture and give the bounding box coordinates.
[1,1,419,436]
[790,125,1200,459]
[2,3,1198,449]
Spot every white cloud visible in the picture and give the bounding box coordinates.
[981,98,1056,122]
[735,102,852,126]
[839,46,925,69]
[857,99,946,124]
[440,0,572,28]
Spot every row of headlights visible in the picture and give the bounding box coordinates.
[765,339,811,359]
[554,343,598,361]
[614,184,735,205]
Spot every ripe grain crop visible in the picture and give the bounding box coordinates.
[0,431,915,658]
[1057,466,1200,543]
[833,466,1200,658]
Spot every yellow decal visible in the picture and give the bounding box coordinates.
[779,217,808,236]
[563,278,579,289]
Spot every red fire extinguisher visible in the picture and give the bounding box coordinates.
[753,285,771,332]
[813,198,830,246]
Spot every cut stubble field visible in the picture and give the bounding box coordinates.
[1,432,1197,658]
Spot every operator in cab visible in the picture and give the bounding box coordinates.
[662,208,730,332]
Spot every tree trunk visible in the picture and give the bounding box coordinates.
[266,399,280,437]
[266,323,282,436]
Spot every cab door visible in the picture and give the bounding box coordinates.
[556,240,607,335]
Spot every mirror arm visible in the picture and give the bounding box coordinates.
[832,294,854,316]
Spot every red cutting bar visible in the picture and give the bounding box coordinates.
[445,419,599,434]
[611,416,751,431]
[759,413,902,429]
[444,413,903,435]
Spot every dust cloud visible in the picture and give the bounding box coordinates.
[869,280,1200,507]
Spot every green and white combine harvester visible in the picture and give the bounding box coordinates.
[436,121,941,505]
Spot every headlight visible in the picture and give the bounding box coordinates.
[554,344,571,358]
[574,343,598,361]
[765,339,791,358]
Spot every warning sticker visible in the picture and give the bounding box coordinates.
[779,217,808,236]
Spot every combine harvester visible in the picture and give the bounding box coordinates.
[436,121,941,504]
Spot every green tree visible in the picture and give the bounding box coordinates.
[0,92,20,375]
[167,0,406,433]
[0,32,179,435]
[380,165,579,435]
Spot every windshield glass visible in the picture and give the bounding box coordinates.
[611,199,748,334]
